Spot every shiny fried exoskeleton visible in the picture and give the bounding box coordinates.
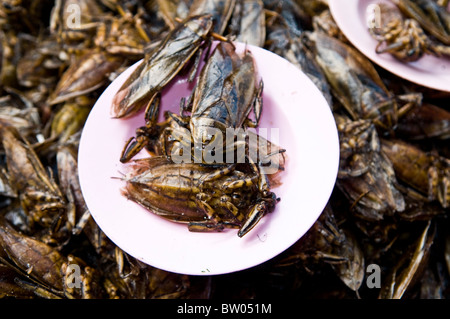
[50,0,150,54]
[228,0,266,47]
[47,1,151,105]
[396,103,450,140]
[111,14,219,119]
[335,115,379,178]
[16,35,65,89]
[0,127,68,231]
[183,41,263,160]
[312,9,348,42]
[50,98,92,143]
[381,138,450,208]
[368,2,450,62]
[379,221,435,299]
[122,108,286,180]
[121,156,278,238]
[335,115,405,221]
[48,49,123,105]
[0,101,41,143]
[188,0,236,35]
[0,222,105,299]
[120,41,264,164]
[49,0,105,46]
[393,0,450,46]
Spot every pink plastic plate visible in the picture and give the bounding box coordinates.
[329,0,450,92]
[78,42,339,275]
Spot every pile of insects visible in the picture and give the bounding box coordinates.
[113,15,285,238]
[0,0,449,299]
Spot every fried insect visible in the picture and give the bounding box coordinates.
[393,0,450,45]
[183,41,263,162]
[48,49,123,105]
[381,138,450,208]
[120,41,264,164]
[379,221,435,299]
[0,222,105,298]
[121,156,278,238]
[111,14,220,119]
[335,116,405,221]
[228,0,266,47]
[305,31,422,132]
[396,103,450,140]
[1,127,68,231]
[368,2,450,62]
[188,0,236,35]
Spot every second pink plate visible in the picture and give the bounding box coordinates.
[329,0,450,92]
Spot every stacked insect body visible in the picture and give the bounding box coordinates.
[122,156,278,238]
[170,40,263,165]
[119,38,263,164]
[113,16,283,238]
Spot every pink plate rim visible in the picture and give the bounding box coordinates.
[329,0,450,93]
